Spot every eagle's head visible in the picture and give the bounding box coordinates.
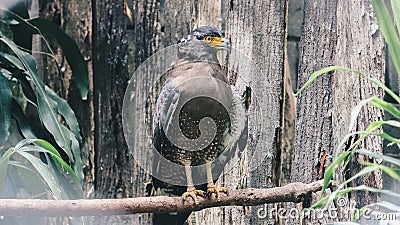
[177,26,230,62]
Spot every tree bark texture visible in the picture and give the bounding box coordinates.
[290,0,385,224]
[334,0,384,208]
[225,1,287,224]
[92,0,132,224]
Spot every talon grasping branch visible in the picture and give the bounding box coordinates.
[150,26,247,225]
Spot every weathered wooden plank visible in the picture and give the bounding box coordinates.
[334,0,384,207]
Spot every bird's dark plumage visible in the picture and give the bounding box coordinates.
[149,26,247,225]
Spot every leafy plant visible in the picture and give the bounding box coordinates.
[297,0,400,223]
[0,0,87,204]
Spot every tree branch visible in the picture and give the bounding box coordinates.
[0,180,324,217]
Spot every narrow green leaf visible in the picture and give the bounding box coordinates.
[379,164,400,180]
[350,97,400,132]
[349,98,372,132]
[27,18,88,99]
[353,205,368,222]
[0,148,14,191]
[0,52,37,104]
[18,139,82,195]
[0,37,79,165]
[295,66,337,97]
[10,100,37,139]
[322,151,352,194]
[371,0,400,77]
[44,86,81,143]
[7,161,46,197]
[8,160,32,171]
[353,185,400,199]
[365,121,384,133]
[311,188,353,209]
[0,51,24,69]
[0,72,12,145]
[325,167,379,206]
[362,161,400,181]
[392,0,400,33]
[34,139,62,158]
[369,97,400,118]
[296,66,400,104]
[356,148,400,167]
[309,194,330,209]
[17,151,64,199]
[379,132,400,144]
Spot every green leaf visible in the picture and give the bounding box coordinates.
[10,100,37,139]
[369,97,400,118]
[7,161,46,198]
[34,139,82,192]
[0,52,37,104]
[17,150,65,199]
[44,86,81,143]
[34,139,62,158]
[349,97,400,132]
[371,0,400,77]
[18,139,82,195]
[362,161,400,181]
[0,37,79,164]
[295,66,337,97]
[40,87,84,182]
[353,205,368,222]
[0,72,12,145]
[356,148,400,167]
[392,0,400,33]
[310,188,353,209]
[27,18,89,99]
[322,151,352,194]
[0,8,88,99]
[323,166,379,207]
[0,51,24,69]
[295,66,400,104]
[0,148,14,192]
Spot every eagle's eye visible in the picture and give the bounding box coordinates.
[204,36,213,43]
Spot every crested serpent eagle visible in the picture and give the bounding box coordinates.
[149,26,248,225]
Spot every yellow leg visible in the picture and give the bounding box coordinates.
[205,162,227,201]
[182,164,204,205]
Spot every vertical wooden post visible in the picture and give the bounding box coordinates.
[92,0,132,224]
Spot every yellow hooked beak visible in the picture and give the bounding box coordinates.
[203,36,230,50]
